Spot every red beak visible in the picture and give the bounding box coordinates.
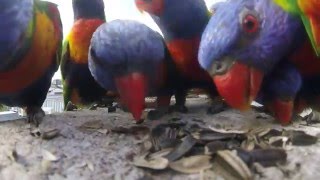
[213,61,264,111]
[115,73,148,122]
[267,99,294,125]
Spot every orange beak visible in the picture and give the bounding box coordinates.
[213,61,264,111]
[267,99,294,125]
[115,72,148,122]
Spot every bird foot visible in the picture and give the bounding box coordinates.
[169,104,188,113]
[207,99,229,114]
[147,107,170,120]
[303,110,320,125]
[252,105,269,113]
[95,97,115,108]
[89,104,98,110]
[65,101,78,111]
[25,107,45,127]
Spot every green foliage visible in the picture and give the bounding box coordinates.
[0,104,9,112]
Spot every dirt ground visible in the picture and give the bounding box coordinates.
[0,97,319,180]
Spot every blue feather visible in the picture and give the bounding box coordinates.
[0,0,33,68]
[88,19,165,91]
[153,0,209,41]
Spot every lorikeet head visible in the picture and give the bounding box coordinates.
[257,61,302,125]
[198,0,304,111]
[88,20,165,122]
[72,0,105,20]
[0,0,33,71]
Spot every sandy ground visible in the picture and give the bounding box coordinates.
[0,97,319,180]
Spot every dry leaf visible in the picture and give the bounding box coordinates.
[79,120,103,130]
[111,126,149,134]
[169,155,212,174]
[7,150,18,162]
[192,130,237,142]
[97,129,109,134]
[284,130,318,146]
[200,169,219,180]
[165,135,197,161]
[148,148,173,159]
[269,136,289,148]
[42,129,60,140]
[133,152,169,170]
[205,141,228,155]
[241,136,256,151]
[236,149,287,167]
[209,126,248,134]
[42,149,59,162]
[213,150,252,180]
[87,161,94,171]
[249,127,271,137]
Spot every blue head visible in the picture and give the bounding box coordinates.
[209,1,227,14]
[197,0,304,111]
[0,0,33,71]
[135,0,209,40]
[258,61,302,124]
[72,0,105,20]
[88,19,165,121]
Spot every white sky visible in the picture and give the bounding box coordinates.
[48,0,224,80]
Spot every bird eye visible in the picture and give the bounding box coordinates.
[242,14,259,34]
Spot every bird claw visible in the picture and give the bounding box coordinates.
[169,104,188,113]
[94,98,115,108]
[65,101,78,111]
[89,104,98,110]
[25,107,45,127]
[147,107,169,120]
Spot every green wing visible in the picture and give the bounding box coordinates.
[35,0,63,70]
[60,39,74,108]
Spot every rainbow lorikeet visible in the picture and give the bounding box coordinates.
[88,19,183,122]
[198,0,320,125]
[0,0,62,126]
[135,0,227,114]
[60,0,113,110]
[273,0,320,56]
[256,61,302,125]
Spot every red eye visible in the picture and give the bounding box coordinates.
[242,14,259,34]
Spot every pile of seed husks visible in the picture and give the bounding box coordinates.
[130,118,319,179]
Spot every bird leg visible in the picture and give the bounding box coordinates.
[207,96,229,114]
[25,106,45,127]
[148,95,171,120]
[170,90,188,113]
[65,101,78,111]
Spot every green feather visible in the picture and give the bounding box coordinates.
[273,0,300,15]
[273,0,320,56]
[301,15,320,56]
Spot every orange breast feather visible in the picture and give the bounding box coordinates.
[68,19,104,64]
[166,37,211,81]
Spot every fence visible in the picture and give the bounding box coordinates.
[9,94,64,116]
